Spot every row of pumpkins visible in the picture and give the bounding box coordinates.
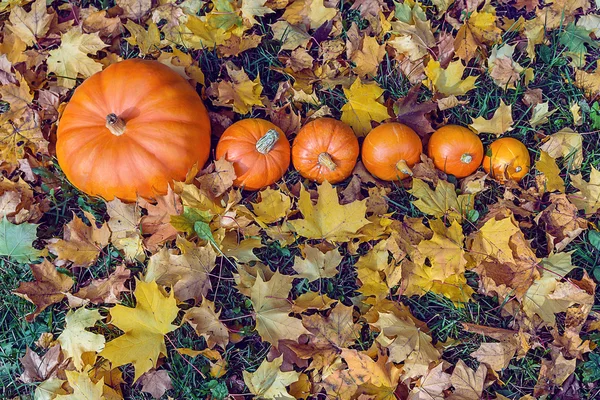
[55,59,530,202]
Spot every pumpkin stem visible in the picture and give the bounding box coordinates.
[395,159,413,176]
[106,113,126,136]
[460,153,473,164]
[255,129,280,154]
[318,152,337,171]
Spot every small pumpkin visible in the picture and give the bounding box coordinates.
[482,137,530,182]
[292,118,359,184]
[427,125,483,178]
[361,123,423,181]
[215,119,290,190]
[56,59,211,202]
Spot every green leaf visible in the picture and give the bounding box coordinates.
[589,230,600,251]
[559,23,598,60]
[590,102,600,130]
[170,206,212,235]
[0,217,41,263]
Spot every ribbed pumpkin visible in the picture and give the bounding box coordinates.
[292,118,359,184]
[483,137,530,183]
[215,119,290,190]
[427,125,483,178]
[56,59,211,202]
[361,123,423,181]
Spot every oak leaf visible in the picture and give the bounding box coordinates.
[469,99,514,136]
[184,298,229,349]
[250,271,310,346]
[409,179,474,221]
[293,245,342,281]
[48,212,110,267]
[47,28,108,88]
[100,280,179,382]
[243,355,300,399]
[340,78,390,136]
[290,181,370,242]
[57,308,105,370]
[13,260,74,321]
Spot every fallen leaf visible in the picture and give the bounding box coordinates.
[57,307,105,370]
[469,99,514,136]
[124,20,161,57]
[529,102,557,128]
[393,85,436,137]
[243,355,300,399]
[470,341,517,372]
[448,359,486,400]
[293,245,342,281]
[270,21,311,50]
[71,264,130,305]
[139,369,173,399]
[251,188,292,225]
[416,219,467,277]
[539,128,583,170]
[7,0,52,46]
[241,0,275,26]
[535,150,565,193]
[139,187,183,252]
[54,370,104,400]
[184,298,229,349]
[424,60,477,96]
[197,158,237,199]
[100,280,179,382]
[13,260,74,321]
[0,216,41,262]
[19,345,65,383]
[209,62,265,114]
[487,44,524,89]
[535,194,587,252]
[351,36,385,77]
[569,166,600,214]
[117,0,151,19]
[106,198,145,262]
[340,78,390,136]
[408,362,451,399]
[409,179,474,221]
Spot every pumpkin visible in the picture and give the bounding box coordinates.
[427,125,483,178]
[215,119,290,190]
[482,137,530,182]
[56,59,211,202]
[292,118,359,184]
[361,123,423,181]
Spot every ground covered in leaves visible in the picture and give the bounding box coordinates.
[1,0,600,398]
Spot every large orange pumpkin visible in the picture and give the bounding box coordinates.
[292,118,359,184]
[427,125,483,178]
[56,59,211,202]
[361,123,423,181]
[483,137,530,183]
[215,119,290,190]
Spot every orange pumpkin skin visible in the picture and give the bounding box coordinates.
[215,119,290,191]
[292,118,359,184]
[56,59,211,202]
[427,125,483,178]
[361,123,423,181]
[482,137,530,183]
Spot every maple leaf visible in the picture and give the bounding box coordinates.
[470,341,517,372]
[393,85,436,137]
[251,188,291,225]
[535,194,587,252]
[408,363,451,400]
[416,219,467,277]
[0,216,41,262]
[424,60,477,96]
[241,0,275,26]
[209,62,264,114]
[117,0,151,19]
[293,245,342,281]
[106,198,145,262]
[289,181,370,242]
[196,158,237,199]
[48,212,110,267]
[302,303,360,349]
[487,44,524,89]
[351,36,385,77]
[356,240,390,299]
[144,237,216,302]
[13,260,74,321]
[535,151,565,193]
[19,345,65,383]
[184,298,229,349]
[449,359,486,400]
[47,28,108,88]
[7,0,52,46]
[574,60,600,98]
[57,308,105,370]
[139,369,173,399]
[469,99,514,136]
[529,102,557,128]
[249,271,310,346]
[124,20,161,56]
[340,347,402,397]
[409,179,474,221]
[100,280,179,382]
[539,128,583,170]
[270,21,311,50]
[71,264,130,305]
[54,369,105,400]
[568,165,600,214]
[139,187,182,252]
[340,78,390,136]
[243,355,300,399]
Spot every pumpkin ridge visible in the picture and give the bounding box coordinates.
[124,131,186,178]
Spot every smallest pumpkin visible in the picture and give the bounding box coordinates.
[292,118,359,184]
[215,119,290,191]
[483,137,530,183]
[361,123,423,181]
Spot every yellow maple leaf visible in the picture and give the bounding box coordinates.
[243,355,300,399]
[403,259,474,304]
[408,178,474,221]
[7,0,52,46]
[57,308,105,371]
[569,165,600,214]
[340,78,390,137]
[468,215,520,265]
[100,280,179,382]
[107,198,145,262]
[250,272,310,346]
[210,63,264,114]
[289,181,370,242]
[351,36,385,77]
[574,60,600,98]
[424,60,478,96]
[47,28,108,88]
[535,151,565,193]
[293,245,342,281]
[54,370,104,400]
[124,20,161,56]
[539,128,583,170]
[416,219,467,277]
[356,240,390,299]
[240,0,274,26]
[469,99,514,136]
[251,188,291,225]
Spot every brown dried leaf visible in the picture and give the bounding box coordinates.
[71,264,130,305]
[139,186,183,252]
[139,369,173,399]
[184,298,230,349]
[393,85,436,138]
